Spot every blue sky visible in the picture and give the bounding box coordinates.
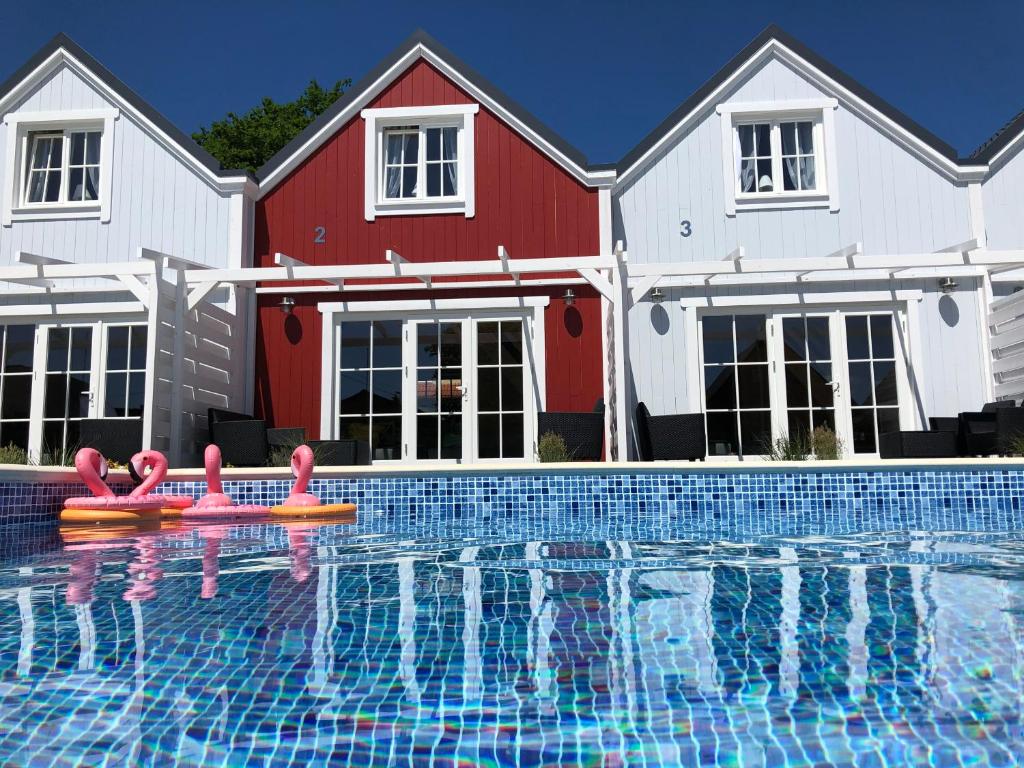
[1,1,1021,163]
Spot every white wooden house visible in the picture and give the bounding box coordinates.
[0,34,256,466]
[612,26,1024,459]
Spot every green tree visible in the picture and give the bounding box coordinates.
[193,79,351,173]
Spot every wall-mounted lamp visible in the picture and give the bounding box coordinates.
[650,287,665,304]
[938,277,958,295]
[562,288,576,306]
[278,296,296,315]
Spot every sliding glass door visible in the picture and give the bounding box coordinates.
[0,325,36,451]
[699,308,907,458]
[333,312,535,464]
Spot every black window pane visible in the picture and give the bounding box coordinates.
[43,421,64,455]
[502,414,524,458]
[477,322,499,365]
[812,410,836,433]
[372,320,402,368]
[501,323,523,364]
[845,316,869,360]
[848,362,873,406]
[339,370,370,414]
[440,415,461,460]
[104,372,126,417]
[47,328,69,372]
[70,132,85,164]
[809,362,834,407]
[426,127,441,161]
[106,326,130,370]
[68,372,90,417]
[738,365,770,409]
[338,416,370,445]
[0,422,28,451]
[870,315,895,359]
[873,361,898,406]
[782,318,805,362]
[372,369,402,414]
[704,366,736,410]
[4,325,35,373]
[129,326,147,370]
[478,368,499,411]
[440,323,461,367]
[70,327,92,371]
[416,369,438,413]
[702,316,734,364]
[1,375,30,419]
[806,317,830,361]
[126,372,145,417]
[341,322,371,369]
[426,163,441,197]
[401,167,417,198]
[372,416,402,461]
[478,414,500,459]
[787,411,810,441]
[44,374,67,418]
[706,412,738,456]
[877,408,900,443]
[501,367,523,411]
[417,324,439,367]
[740,411,772,456]
[734,315,767,362]
[785,363,808,408]
[851,409,876,453]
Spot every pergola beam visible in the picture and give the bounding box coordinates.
[275,252,343,290]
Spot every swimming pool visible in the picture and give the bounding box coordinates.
[1,494,1022,767]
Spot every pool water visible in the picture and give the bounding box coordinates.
[1,518,1023,766]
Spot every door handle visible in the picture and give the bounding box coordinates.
[826,381,840,393]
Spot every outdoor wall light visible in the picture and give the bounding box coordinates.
[650,287,665,304]
[278,296,296,315]
[562,288,576,306]
[939,277,958,294]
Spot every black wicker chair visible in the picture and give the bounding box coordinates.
[878,430,958,459]
[307,439,372,466]
[959,401,1024,456]
[635,402,706,461]
[536,403,605,461]
[207,408,271,467]
[77,419,143,464]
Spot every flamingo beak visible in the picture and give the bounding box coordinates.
[98,456,109,481]
[130,455,147,478]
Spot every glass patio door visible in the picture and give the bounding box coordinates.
[778,313,839,441]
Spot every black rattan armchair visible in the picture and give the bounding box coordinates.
[635,402,706,461]
[207,408,272,467]
[959,401,1024,456]
[537,401,605,461]
[77,419,143,464]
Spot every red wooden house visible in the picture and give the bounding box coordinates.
[249,31,617,464]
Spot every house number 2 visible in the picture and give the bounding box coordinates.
[313,226,326,244]
[680,220,692,237]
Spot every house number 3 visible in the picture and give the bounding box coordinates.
[313,226,326,244]
[680,220,692,237]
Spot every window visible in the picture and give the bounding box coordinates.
[782,315,836,441]
[719,100,837,215]
[362,105,477,220]
[416,322,463,460]
[702,314,772,457]
[23,130,101,206]
[43,326,93,458]
[103,325,147,418]
[383,126,458,200]
[845,314,900,454]
[0,325,36,451]
[476,321,525,459]
[337,320,403,460]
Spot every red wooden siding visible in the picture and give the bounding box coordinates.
[254,58,603,438]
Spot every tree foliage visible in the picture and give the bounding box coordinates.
[193,79,350,173]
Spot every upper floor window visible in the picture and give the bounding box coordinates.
[2,108,117,226]
[718,99,838,215]
[23,130,102,206]
[362,104,477,220]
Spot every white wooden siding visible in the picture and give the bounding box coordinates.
[614,57,974,265]
[981,147,1024,250]
[0,62,233,287]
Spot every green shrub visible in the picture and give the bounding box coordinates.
[537,431,571,462]
[267,440,331,467]
[38,442,80,467]
[1005,433,1024,457]
[810,425,843,460]
[0,443,28,465]
[763,432,810,461]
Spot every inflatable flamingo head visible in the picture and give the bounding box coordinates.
[128,450,169,496]
[74,447,113,498]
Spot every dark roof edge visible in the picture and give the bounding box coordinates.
[256,28,607,184]
[616,24,976,177]
[971,108,1024,163]
[0,32,254,182]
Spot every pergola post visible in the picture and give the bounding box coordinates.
[610,243,629,461]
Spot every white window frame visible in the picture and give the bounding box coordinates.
[361,104,478,221]
[717,99,839,216]
[2,108,118,225]
[318,297,548,464]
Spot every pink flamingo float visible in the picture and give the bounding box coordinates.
[128,450,194,515]
[62,448,164,523]
[181,445,269,518]
[270,444,356,518]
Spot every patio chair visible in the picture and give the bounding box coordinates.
[536,400,605,461]
[208,408,307,467]
[307,439,372,466]
[635,402,706,461]
[77,419,143,464]
[959,400,1024,456]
